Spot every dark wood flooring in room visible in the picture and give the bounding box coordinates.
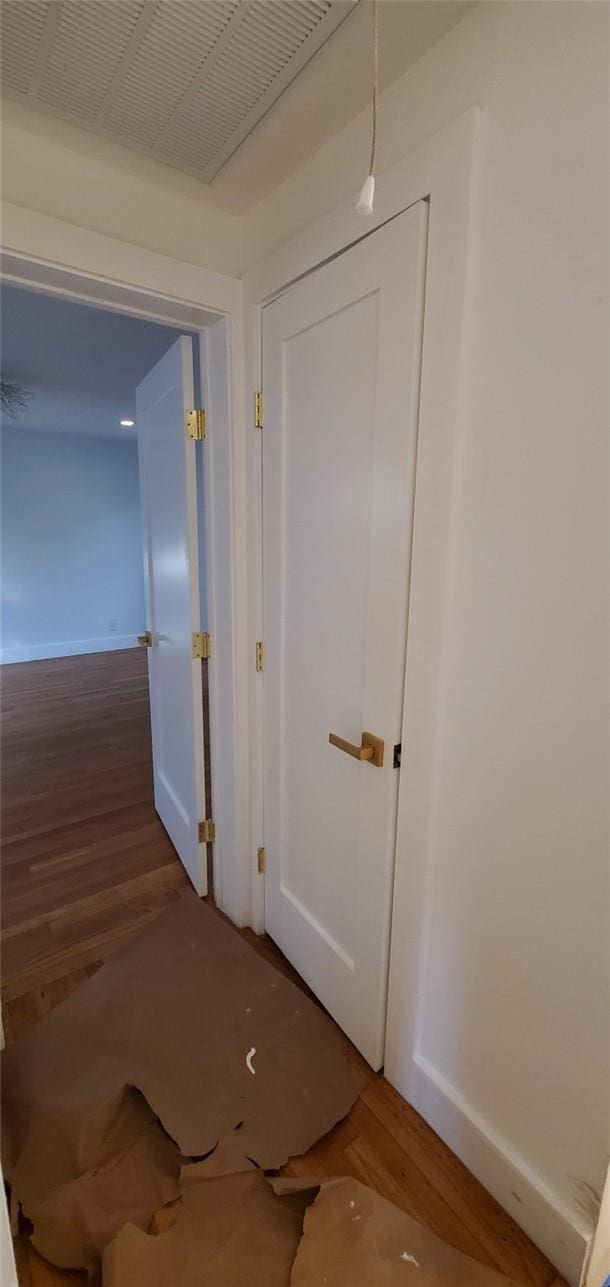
[1,650,567,1287]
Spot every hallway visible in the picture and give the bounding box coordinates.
[0,651,566,1287]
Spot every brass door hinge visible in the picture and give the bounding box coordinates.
[186,408,206,440]
[257,847,266,874]
[192,631,211,660]
[254,391,264,429]
[255,641,265,672]
[199,820,216,844]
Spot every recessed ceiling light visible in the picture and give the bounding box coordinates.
[120,419,135,427]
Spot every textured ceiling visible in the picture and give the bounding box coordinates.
[0,0,357,182]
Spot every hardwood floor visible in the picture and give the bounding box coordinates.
[1,651,568,1287]
[1,649,191,1004]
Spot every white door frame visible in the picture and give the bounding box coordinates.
[243,107,481,935]
[0,208,251,927]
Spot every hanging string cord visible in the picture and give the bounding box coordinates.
[368,0,378,176]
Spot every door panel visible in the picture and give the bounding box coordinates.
[136,336,207,894]
[262,205,428,1067]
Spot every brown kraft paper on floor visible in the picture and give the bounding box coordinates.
[13,1089,180,1272]
[103,1174,522,1287]
[2,891,366,1269]
[290,1177,522,1286]
[102,1170,317,1287]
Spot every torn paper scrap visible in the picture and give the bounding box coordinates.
[180,1142,256,1183]
[289,1177,523,1286]
[8,1088,180,1273]
[2,891,366,1269]
[103,1171,305,1287]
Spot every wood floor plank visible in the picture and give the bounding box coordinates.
[361,1078,555,1285]
[3,966,99,1044]
[1,650,568,1287]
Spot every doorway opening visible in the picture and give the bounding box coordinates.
[0,282,215,998]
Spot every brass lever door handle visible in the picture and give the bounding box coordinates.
[329,731,384,768]
[137,631,153,648]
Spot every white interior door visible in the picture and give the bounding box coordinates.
[262,205,428,1067]
[136,336,207,895]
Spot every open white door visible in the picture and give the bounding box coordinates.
[136,336,207,895]
[262,205,428,1067]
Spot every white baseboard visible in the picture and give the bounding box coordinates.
[410,1053,591,1286]
[0,635,139,664]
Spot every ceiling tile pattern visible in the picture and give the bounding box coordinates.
[40,2,145,121]
[1,0,356,181]
[1,0,48,95]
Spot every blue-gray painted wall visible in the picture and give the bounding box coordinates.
[1,427,146,662]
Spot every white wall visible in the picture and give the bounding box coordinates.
[244,3,609,1281]
[244,2,609,272]
[1,428,146,661]
[0,100,243,277]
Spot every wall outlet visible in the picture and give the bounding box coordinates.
[108,619,119,633]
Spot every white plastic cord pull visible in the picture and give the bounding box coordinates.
[356,174,375,216]
[356,1,378,216]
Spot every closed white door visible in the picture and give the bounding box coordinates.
[262,205,428,1068]
[136,337,207,895]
